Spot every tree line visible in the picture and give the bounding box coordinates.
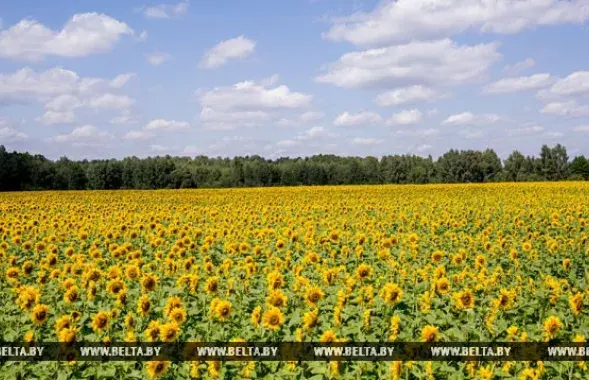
[0,144,588,191]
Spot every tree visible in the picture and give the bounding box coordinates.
[569,156,589,180]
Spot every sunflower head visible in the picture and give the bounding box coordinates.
[262,306,284,331]
[421,325,439,342]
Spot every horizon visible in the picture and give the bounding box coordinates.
[1,1,589,161]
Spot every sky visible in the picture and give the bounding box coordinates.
[1,0,589,161]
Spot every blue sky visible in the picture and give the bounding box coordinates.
[1,0,588,160]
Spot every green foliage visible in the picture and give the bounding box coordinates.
[0,144,586,191]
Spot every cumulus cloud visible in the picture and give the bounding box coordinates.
[507,125,544,136]
[572,125,589,132]
[386,109,422,125]
[143,1,189,19]
[123,130,155,140]
[351,137,384,145]
[35,110,76,125]
[0,13,133,61]
[537,71,589,99]
[144,119,190,131]
[52,125,112,145]
[0,67,136,123]
[395,128,439,137]
[315,39,501,89]
[503,58,536,76]
[333,111,383,127]
[540,101,589,117]
[200,36,256,69]
[323,0,589,47]
[276,111,324,127]
[442,112,502,126]
[483,73,554,94]
[198,75,312,130]
[0,120,28,142]
[375,85,446,107]
[146,52,171,66]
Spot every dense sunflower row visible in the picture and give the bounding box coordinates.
[0,183,588,379]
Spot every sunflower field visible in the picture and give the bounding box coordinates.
[1,183,588,379]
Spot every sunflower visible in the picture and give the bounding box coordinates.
[453,289,475,310]
[320,329,337,343]
[106,279,126,296]
[251,306,262,328]
[141,274,158,293]
[137,295,152,316]
[144,320,161,342]
[303,309,319,330]
[91,311,110,334]
[431,251,444,263]
[356,264,373,280]
[262,306,285,331]
[56,315,73,332]
[380,283,403,305]
[169,307,187,324]
[64,287,79,304]
[543,316,563,340]
[421,325,440,342]
[145,360,171,379]
[205,276,219,293]
[266,289,288,308]
[31,304,49,326]
[58,327,77,343]
[435,277,450,295]
[305,286,325,306]
[569,292,583,316]
[214,300,232,321]
[164,296,183,317]
[160,322,180,342]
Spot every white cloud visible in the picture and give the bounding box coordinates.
[200,36,256,69]
[323,0,589,47]
[0,13,133,61]
[539,71,589,99]
[573,125,589,132]
[86,94,135,110]
[198,76,312,130]
[416,144,432,153]
[503,58,536,76]
[507,125,544,136]
[144,1,189,19]
[276,111,324,127]
[0,68,136,123]
[375,85,446,106]
[110,111,139,125]
[300,111,324,123]
[351,137,383,145]
[182,145,199,155]
[542,131,564,138]
[540,101,589,117]
[146,52,171,66]
[386,109,422,125]
[109,73,135,88]
[123,130,155,140]
[316,39,501,89]
[35,110,76,125]
[442,112,502,126]
[0,127,28,142]
[144,119,190,131]
[150,144,170,152]
[395,128,439,137]
[483,73,553,94]
[333,111,383,127]
[52,125,112,144]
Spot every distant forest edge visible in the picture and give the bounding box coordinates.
[1,144,588,191]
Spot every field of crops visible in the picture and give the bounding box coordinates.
[1,183,588,379]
